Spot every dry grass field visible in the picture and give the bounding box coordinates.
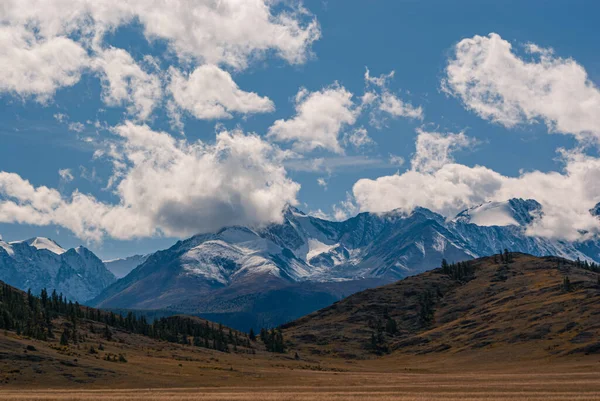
[2,254,600,400]
[2,371,600,401]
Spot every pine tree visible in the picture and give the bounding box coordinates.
[60,328,70,346]
[385,317,397,335]
[104,324,112,341]
[563,276,572,292]
[441,258,449,275]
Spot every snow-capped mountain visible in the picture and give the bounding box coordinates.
[103,254,150,279]
[0,237,116,302]
[454,199,543,226]
[91,198,600,330]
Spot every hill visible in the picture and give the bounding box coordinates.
[282,253,600,359]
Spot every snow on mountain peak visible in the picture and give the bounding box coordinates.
[10,237,66,254]
[454,199,541,227]
[0,240,14,256]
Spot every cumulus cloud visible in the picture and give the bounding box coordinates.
[0,123,300,241]
[378,92,424,120]
[0,0,320,103]
[351,129,600,241]
[443,33,600,141]
[364,68,424,127]
[344,127,375,149]
[0,25,89,101]
[268,84,359,153]
[92,48,162,120]
[168,65,274,120]
[411,129,475,173]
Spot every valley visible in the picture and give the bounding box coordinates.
[1,253,600,400]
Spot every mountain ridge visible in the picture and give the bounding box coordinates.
[90,198,600,330]
[0,237,116,303]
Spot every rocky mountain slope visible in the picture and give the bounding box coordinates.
[0,237,116,302]
[282,253,600,359]
[103,254,150,279]
[91,199,600,330]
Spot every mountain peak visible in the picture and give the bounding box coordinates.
[283,204,306,219]
[10,237,66,255]
[454,198,542,227]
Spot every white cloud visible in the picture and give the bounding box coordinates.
[389,154,405,166]
[168,65,274,120]
[350,129,600,241]
[379,92,424,120]
[68,122,85,133]
[308,209,331,220]
[92,48,162,120]
[1,0,319,68]
[268,84,358,153]
[0,25,89,101]
[0,123,300,241]
[443,33,600,142]
[364,68,424,127]
[332,192,359,221]
[411,128,475,173]
[0,0,319,102]
[344,127,375,148]
[53,113,67,123]
[365,68,395,88]
[285,156,390,173]
[58,169,74,182]
[317,177,328,190]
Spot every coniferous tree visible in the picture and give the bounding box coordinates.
[441,259,449,275]
[385,317,397,335]
[104,324,113,341]
[60,328,70,346]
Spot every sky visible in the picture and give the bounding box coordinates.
[1,0,600,260]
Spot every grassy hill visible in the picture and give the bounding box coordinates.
[282,253,600,359]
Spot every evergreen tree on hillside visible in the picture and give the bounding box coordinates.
[60,328,70,346]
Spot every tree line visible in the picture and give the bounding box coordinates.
[0,282,286,353]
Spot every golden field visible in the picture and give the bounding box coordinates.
[2,254,600,399]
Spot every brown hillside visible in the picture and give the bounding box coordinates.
[282,253,600,359]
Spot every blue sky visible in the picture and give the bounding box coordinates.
[1,0,599,259]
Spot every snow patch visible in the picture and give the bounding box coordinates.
[11,237,66,254]
[0,241,14,256]
[306,239,338,260]
[455,201,519,227]
[433,233,447,253]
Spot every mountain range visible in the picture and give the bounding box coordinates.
[0,237,115,302]
[2,198,600,330]
[91,198,600,330]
